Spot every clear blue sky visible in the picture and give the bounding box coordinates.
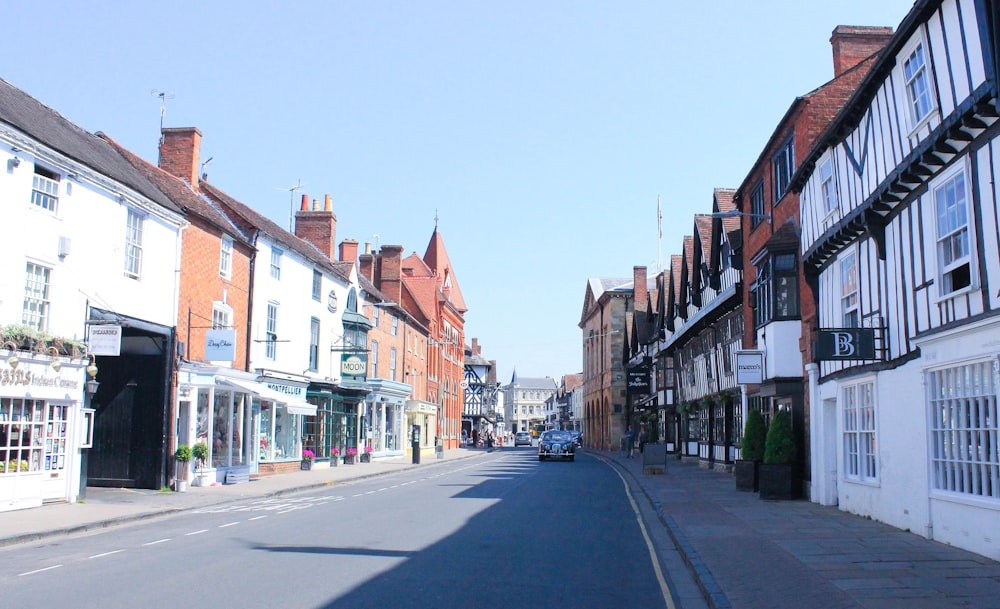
[5,1,915,384]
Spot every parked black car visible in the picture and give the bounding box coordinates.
[538,430,576,462]
[569,431,582,447]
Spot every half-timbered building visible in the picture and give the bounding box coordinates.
[793,0,1000,559]
[656,190,744,470]
[732,25,893,494]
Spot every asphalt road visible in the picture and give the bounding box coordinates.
[0,448,677,609]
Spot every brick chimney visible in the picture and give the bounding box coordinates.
[158,127,202,190]
[377,245,404,304]
[339,239,359,263]
[295,193,337,261]
[633,266,648,313]
[831,26,894,78]
[358,243,374,281]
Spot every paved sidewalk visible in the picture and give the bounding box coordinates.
[599,449,1000,609]
[0,448,484,549]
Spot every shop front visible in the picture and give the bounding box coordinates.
[364,379,410,458]
[405,399,437,458]
[305,383,361,465]
[175,365,316,483]
[0,349,88,511]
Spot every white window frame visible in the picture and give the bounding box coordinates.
[270,247,282,280]
[390,347,397,382]
[899,31,937,133]
[211,302,232,329]
[841,377,878,484]
[819,155,839,219]
[772,136,794,202]
[312,270,321,301]
[927,358,999,502]
[31,166,60,214]
[308,317,320,372]
[841,249,859,328]
[370,339,379,378]
[124,209,144,279]
[266,301,278,360]
[219,236,233,279]
[23,261,51,331]
[391,315,399,337]
[932,162,976,300]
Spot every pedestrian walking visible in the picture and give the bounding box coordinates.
[625,426,635,458]
[638,426,648,455]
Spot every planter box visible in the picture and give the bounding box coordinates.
[734,460,759,492]
[758,463,796,500]
[300,460,312,471]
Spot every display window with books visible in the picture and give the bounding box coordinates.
[0,398,69,475]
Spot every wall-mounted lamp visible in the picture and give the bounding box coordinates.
[3,341,19,369]
[86,353,99,379]
[8,156,20,169]
[43,346,62,372]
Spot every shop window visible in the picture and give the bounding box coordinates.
[0,399,53,474]
[23,261,51,331]
[928,360,999,499]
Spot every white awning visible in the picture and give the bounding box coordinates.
[216,376,317,416]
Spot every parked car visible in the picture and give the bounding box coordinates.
[538,430,575,462]
[514,431,532,446]
[569,431,582,447]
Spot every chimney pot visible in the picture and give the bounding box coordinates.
[300,194,309,211]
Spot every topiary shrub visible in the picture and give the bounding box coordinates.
[741,409,766,462]
[763,409,795,465]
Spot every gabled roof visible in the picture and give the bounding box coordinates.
[199,181,351,284]
[423,228,467,313]
[100,135,250,244]
[580,277,631,326]
[0,78,182,216]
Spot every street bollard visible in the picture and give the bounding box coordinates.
[411,425,421,464]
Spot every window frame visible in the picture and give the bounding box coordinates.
[124,208,144,279]
[749,180,765,229]
[219,236,234,279]
[840,249,859,328]
[772,135,794,203]
[312,270,322,301]
[31,165,60,214]
[22,261,51,331]
[751,250,800,328]
[899,32,936,132]
[932,162,975,300]
[390,347,397,382]
[265,301,279,360]
[370,339,379,378]
[819,155,839,218]
[927,358,999,502]
[270,247,283,280]
[211,302,232,330]
[841,377,878,484]
[308,317,320,372]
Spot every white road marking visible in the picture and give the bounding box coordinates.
[142,538,171,546]
[88,550,124,559]
[185,529,209,536]
[218,522,239,528]
[18,565,62,576]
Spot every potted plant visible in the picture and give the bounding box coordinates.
[759,409,797,500]
[735,409,766,492]
[344,447,358,464]
[300,449,315,470]
[174,444,192,492]
[330,447,340,466]
[192,442,210,486]
[360,445,373,463]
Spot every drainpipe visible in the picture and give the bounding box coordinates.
[244,231,259,371]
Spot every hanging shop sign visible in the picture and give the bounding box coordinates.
[205,329,236,361]
[341,353,368,378]
[87,325,122,356]
[817,328,876,361]
[735,350,764,385]
[626,365,651,395]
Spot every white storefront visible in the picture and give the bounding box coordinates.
[0,348,89,511]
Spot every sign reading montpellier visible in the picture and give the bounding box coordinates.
[817,328,876,360]
[735,350,764,385]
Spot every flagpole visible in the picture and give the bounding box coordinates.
[657,195,662,272]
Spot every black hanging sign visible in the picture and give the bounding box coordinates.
[817,328,876,360]
[627,365,651,395]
